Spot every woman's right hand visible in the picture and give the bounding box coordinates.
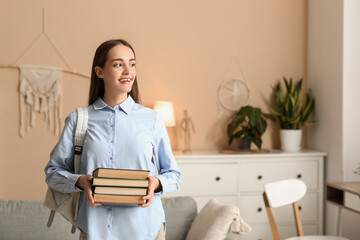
[76,175,102,207]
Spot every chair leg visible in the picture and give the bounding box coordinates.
[263,192,281,240]
[293,202,304,236]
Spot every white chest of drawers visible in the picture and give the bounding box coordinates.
[168,150,326,240]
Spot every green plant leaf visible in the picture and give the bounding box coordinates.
[227,113,245,137]
[300,97,315,125]
[228,129,244,145]
[227,105,268,148]
[247,107,261,127]
[269,107,280,116]
[251,134,262,150]
[234,130,245,139]
[257,118,268,135]
[271,77,314,129]
[274,83,284,115]
[262,112,276,121]
[295,79,303,93]
[283,77,290,93]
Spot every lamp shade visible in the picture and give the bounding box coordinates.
[153,101,176,127]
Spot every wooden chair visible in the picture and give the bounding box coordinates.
[263,179,349,240]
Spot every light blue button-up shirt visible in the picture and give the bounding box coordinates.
[45,96,181,240]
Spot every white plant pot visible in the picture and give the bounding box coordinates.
[280,129,302,152]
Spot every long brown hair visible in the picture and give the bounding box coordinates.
[88,39,141,105]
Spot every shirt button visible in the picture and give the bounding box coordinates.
[110,157,113,160]
[111,140,114,144]
[107,225,110,228]
[111,124,114,128]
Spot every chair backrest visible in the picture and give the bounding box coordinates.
[263,179,307,240]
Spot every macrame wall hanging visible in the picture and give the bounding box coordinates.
[0,8,89,137]
[19,65,62,137]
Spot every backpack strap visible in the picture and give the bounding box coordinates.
[152,152,158,176]
[74,107,88,174]
[72,107,88,232]
[46,209,56,227]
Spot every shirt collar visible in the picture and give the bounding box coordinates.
[119,96,135,114]
[93,96,135,114]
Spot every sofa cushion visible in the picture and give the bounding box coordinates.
[161,196,197,240]
[0,199,79,240]
[185,199,251,240]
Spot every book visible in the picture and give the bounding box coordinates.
[92,177,149,188]
[93,168,150,179]
[91,168,149,205]
[94,186,147,196]
[93,194,145,204]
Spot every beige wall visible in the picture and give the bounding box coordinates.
[0,0,307,200]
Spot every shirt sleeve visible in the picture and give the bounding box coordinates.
[153,113,181,195]
[44,111,82,193]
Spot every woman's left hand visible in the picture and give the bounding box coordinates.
[139,176,162,208]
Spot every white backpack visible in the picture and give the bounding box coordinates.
[44,107,88,233]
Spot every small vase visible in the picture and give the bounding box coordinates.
[280,129,302,152]
[237,138,251,152]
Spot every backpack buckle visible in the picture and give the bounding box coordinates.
[74,145,83,155]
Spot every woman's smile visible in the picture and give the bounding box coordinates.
[119,78,132,83]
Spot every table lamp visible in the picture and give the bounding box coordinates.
[153,101,177,149]
[153,101,176,127]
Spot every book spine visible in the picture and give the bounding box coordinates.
[94,177,149,181]
[92,178,149,188]
[92,185,148,189]
[93,168,150,179]
[94,194,145,204]
[93,187,147,196]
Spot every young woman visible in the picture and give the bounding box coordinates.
[45,39,181,240]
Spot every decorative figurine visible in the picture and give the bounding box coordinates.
[179,110,195,153]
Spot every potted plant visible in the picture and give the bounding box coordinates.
[270,77,315,151]
[227,105,268,151]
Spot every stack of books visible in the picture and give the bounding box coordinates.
[92,168,150,205]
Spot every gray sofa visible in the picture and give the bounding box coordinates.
[0,197,197,240]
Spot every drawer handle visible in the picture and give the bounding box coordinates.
[298,206,302,211]
[215,176,221,181]
[257,175,262,180]
[297,174,302,179]
[257,207,262,212]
